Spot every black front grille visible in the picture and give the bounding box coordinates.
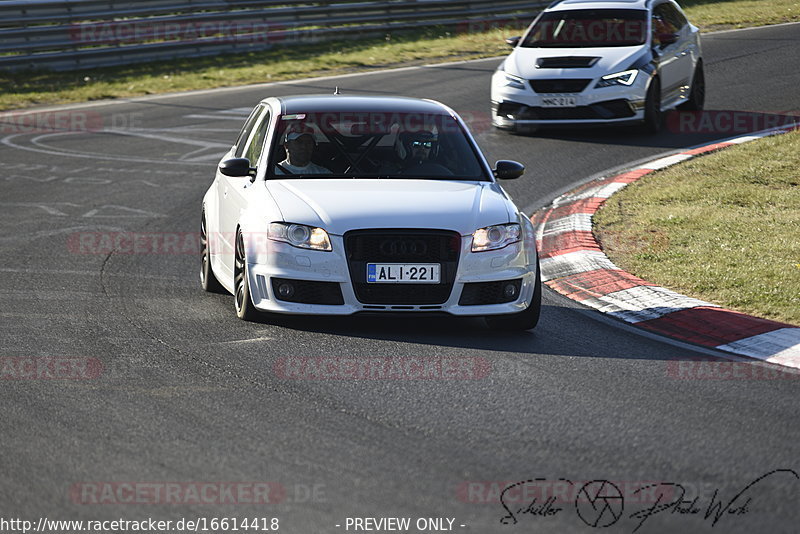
[345,229,461,305]
[271,277,344,305]
[459,279,522,306]
[497,99,635,121]
[529,79,591,93]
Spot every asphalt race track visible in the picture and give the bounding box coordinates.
[1,23,799,534]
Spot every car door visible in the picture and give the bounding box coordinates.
[662,1,695,99]
[650,2,686,105]
[211,104,262,278]
[218,105,272,278]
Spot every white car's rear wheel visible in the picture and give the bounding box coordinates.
[679,62,705,111]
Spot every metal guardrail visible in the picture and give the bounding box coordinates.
[0,0,547,71]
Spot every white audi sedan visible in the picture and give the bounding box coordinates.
[201,95,541,330]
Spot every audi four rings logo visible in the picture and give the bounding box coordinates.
[379,239,428,256]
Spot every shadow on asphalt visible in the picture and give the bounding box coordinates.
[504,108,797,149]
[235,303,696,361]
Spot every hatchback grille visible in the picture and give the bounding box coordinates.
[344,229,461,304]
[496,99,635,120]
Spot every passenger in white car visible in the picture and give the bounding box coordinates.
[275,124,331,175]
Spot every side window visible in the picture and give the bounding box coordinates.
[663,3,687,30]
[243,110,271,167]
[652,4,679,44]
[233,105,263,158]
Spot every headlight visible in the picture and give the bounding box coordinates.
[595,69,639,88]
[502,72,526,90]
[472,223,521,252]
[268,222,332,251]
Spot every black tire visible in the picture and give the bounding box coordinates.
[234,230,259,321]
[484,271,542,331]
[678,62,705,111]
[643,77,662,134]
[200,212,225,293]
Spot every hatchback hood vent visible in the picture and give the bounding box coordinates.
[535,56,600,68]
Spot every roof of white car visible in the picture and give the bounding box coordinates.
[272,95,452,116]
[546,0,651,12]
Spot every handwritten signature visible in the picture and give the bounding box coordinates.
[498,469,798,531]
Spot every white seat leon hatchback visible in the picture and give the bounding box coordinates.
[491,0,704,132]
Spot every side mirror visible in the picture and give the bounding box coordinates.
[219,158,256,179]
[505,36,521,48]
[493,160,525,180]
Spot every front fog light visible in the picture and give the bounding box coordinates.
[504,283,518,299]
[472,223,521,252]
[277,282,295,299]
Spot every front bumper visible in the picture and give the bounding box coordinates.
[491,69,647,127]
[243,232,538,316]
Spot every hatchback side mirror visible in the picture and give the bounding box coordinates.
[219,158,256,179]
[505,36,521,48]
[493,160,525,180]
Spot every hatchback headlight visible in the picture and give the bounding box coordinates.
[595,69,639,88]
[268,222,332,251]
[502,72,526,90]
[472,223,521,252]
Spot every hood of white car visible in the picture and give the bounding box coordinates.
[265,179,514,235]
[508,45,646,80]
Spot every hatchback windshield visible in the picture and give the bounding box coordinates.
[522,9,647,48]
[267,111,488,180]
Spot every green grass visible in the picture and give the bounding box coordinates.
[681,0,800,30]
[1,0,799,111]
[594,130,800,326]
[0,27,515,111]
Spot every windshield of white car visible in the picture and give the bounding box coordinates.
[522,9,647,48]
[265,112,490,181]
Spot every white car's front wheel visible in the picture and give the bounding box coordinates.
[484,274,542,331]
[643,77,663,134]
[200,212,225,293]
[234,230,259,321]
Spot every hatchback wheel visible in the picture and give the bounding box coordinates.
[679,62,705,111]
[643,77,662,134]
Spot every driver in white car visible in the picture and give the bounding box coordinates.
[379,130,445,175]
[276,123,331,174]
[397,130,437,168]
